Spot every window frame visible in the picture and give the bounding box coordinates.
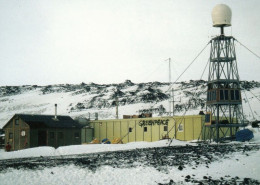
[178,123,184,132]
[164,125,168,132]
[9,133,13,139]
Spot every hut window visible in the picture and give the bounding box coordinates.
[144,127,147,132]
[58,132,63,139]
[74,132,80,139]
[164,125,168,132]
[21,131,26,137]
[15,119,19,125]
[129,128,133,132]
[50,132,55,139]
[178,124,184,132]
[9,133,13,139]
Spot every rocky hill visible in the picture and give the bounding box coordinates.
[0,80,259,128]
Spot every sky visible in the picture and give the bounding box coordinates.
[0,0,259,86]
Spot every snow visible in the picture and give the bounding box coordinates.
[0,82,259,184]
[193,151,260,180]
[0,139,190,160]
[0,127,260,185]
[0,147,56,160]
[1,81,259,128]
[0,165,171,185]
[1,154,259,185]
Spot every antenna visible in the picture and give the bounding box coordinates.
[211,4,232,35]
[166,58,180,116]
[166,58,172,115]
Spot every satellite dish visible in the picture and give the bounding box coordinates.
[212,4,232,27]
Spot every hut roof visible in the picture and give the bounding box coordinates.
[5,114,82,129]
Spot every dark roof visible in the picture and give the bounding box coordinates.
[16,114,82,129]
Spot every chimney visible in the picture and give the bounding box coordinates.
[55,104,57,119]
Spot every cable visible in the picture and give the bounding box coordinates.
[141,59,168,82]
[242,90,256,120]
[235,39,260,60]
[200,59,210,80]
[240,86,260,120]
[168,56,210,146]
[166,42,210,94]
[150,42,210,115]
[247,89,260,103]
[140,41,210,115]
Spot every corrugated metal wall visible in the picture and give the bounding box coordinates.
[89,115,205,143]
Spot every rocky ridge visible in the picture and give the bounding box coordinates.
[0,80,259,127]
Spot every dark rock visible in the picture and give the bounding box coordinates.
[178,165,183,170]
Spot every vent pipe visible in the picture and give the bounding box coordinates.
[95,112,98,120]
[55,104,57,119]
[116,97,119,119]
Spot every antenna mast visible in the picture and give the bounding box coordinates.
[167,58,172,116]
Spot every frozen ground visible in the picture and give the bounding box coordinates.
[0,127,260,185]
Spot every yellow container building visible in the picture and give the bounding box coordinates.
[89,115,206,143]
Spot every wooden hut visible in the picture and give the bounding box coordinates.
[3,114,82,151]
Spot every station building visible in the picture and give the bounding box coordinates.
[3,114,82,151]
[89,115,206,143]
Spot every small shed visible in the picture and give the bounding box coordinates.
[3,114,82,151]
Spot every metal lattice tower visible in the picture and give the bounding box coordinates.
[204,4,246,142]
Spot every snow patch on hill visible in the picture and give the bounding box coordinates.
[0,80,259,128]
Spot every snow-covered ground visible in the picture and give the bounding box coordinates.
[0,81,259,184]
[0,139,193,160]
[0,127,260,185]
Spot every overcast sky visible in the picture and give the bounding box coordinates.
[0,0,259,86]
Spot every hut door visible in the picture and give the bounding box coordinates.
[38,130,47,146]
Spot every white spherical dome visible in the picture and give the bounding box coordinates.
[212,4,232,27]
